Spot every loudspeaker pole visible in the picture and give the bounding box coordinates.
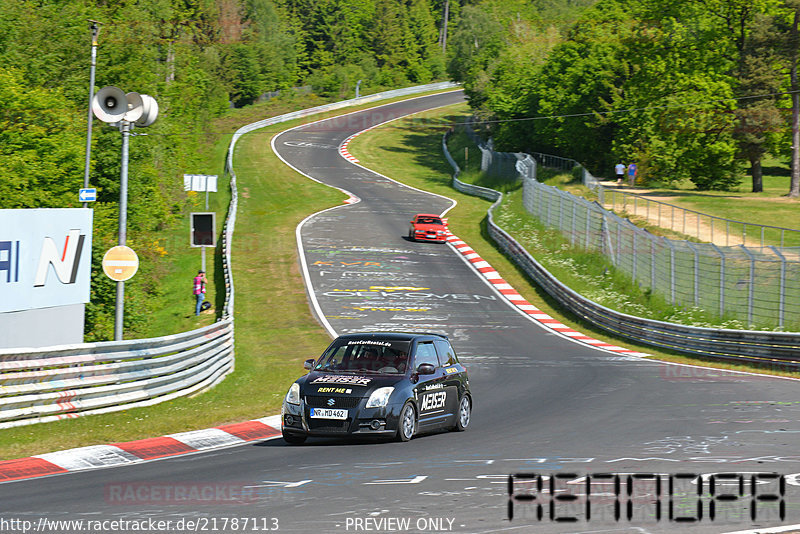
[92,86,158,341]
[83,20,101,209]
[114,119,131,341]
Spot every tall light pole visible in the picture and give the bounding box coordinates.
[83,20,102,209]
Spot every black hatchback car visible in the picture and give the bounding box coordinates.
[281,332,472,444]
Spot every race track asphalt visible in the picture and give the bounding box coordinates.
[1,91,798,534]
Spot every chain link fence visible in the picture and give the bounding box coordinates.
[460,125,800,330]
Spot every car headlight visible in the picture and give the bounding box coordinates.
[366,387,394,408]
[285,383,300,405]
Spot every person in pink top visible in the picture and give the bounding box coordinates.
[193,270,207,316]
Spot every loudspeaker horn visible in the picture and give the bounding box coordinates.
[92,86,127,123]
[135,94,159,127]
[123,92,144,122]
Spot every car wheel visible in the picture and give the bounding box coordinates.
[396,402,416,442]
[408,230,415,241]
[282,432,307,445]
[454,394,471,431]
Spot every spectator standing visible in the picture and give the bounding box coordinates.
[193,270,207,316]
[615,161,626,185]
[627,162,638,186]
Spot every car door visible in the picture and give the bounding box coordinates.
[412,340,450,430]
[434,339,461,422]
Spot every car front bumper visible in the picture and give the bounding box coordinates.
[412,231,447,243]
[282,400,403,438]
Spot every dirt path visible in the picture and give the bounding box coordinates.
[597,181,771,249]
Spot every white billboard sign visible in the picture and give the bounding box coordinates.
[0,209,93,314]
[183,174,218,192]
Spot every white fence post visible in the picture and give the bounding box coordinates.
[770,246,787,328]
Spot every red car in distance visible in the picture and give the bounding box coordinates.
[408,213,449,243]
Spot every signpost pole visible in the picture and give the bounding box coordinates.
[202,174,208,272]
[114,120,130,341]
[83,20,101,209]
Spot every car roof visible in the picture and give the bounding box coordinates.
[414,213,441,218]
[335,332,449,342]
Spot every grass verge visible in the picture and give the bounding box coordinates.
[347,104,800,381]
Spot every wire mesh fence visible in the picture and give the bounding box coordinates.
[524,176,800,329]
[459,125,800,330]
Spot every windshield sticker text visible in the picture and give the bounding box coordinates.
[312,375,372,386]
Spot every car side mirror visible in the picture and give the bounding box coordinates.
[304,359,315,370]
[417,363,435,375]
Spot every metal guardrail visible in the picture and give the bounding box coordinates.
[443,131,800,367]
[0,82,460,429]
[0,322,233,428]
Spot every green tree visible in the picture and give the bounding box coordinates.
[446,3,505,108]
[0,66,85,208]
[245,0,297,90]
[777,0,800,198]
[224,43,263,106]
[479,0,751,190]
[614,0,741,189]
[731,13,784,192]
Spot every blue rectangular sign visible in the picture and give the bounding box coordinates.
[79,188,97,202]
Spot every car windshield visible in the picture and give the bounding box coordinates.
[315,339,411,374]
[417,217,442,225]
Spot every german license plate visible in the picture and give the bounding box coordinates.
[310,408,347,419]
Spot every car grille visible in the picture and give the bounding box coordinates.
[308,419,350,433]
[305,396,361,408]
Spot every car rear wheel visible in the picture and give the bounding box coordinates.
[454,395,471,431]
[282,432,307,445]
[396,402,416,442]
